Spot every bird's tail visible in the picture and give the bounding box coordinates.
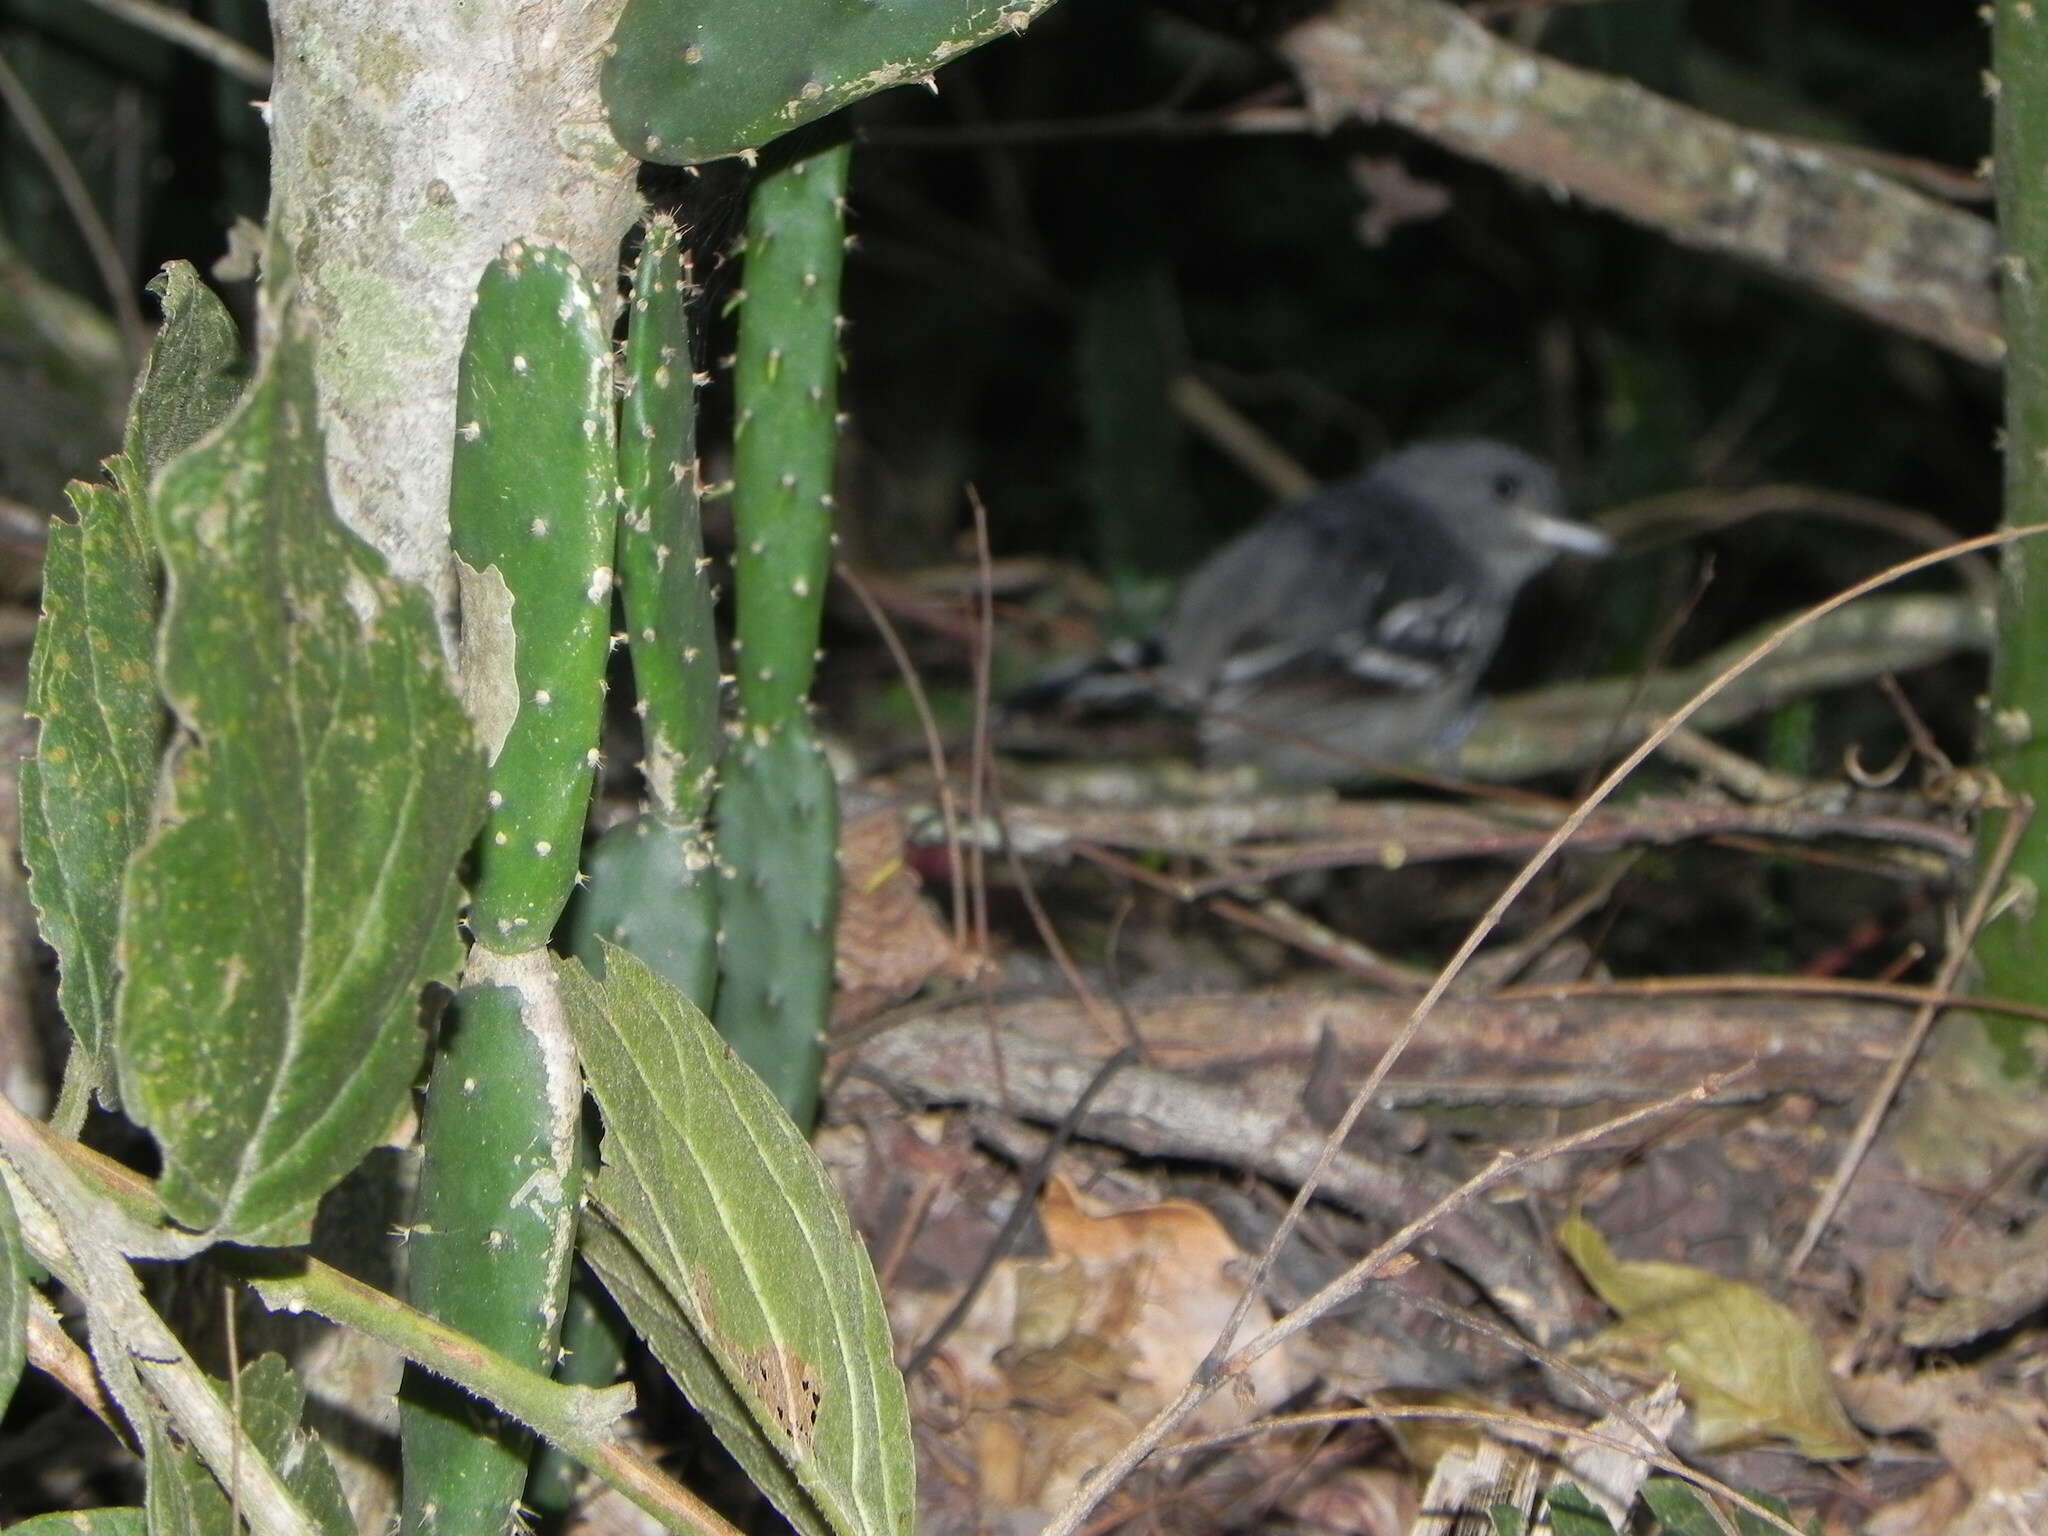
[1001,635,1180,718]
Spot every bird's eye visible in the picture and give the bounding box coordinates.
[1491,472,1523,501]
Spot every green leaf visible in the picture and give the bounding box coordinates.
[1643,1479,1803,1536]
[562,945,915,1536]
[0,1173,23,1419]
[1559,1216,1865,1460]
[603,0,1061,165]
[1641,1479,1721,1536]
[125,262,245,481]
[143,1355,351,1536]
[5,1514,147,1536]
[114,299,487,1246]
[1486,1510,1527,1536]
[1543,1483,1620,1536]
[20,465,165,1099]
[580,1214,833,1536]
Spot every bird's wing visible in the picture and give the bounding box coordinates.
[1164,477,1498,699]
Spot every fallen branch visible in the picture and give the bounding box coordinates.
[1457,592,1990,782]
[1279,0,2000,365]
[840,984,1911,1114]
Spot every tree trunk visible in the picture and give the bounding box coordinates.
[264,0,640,599]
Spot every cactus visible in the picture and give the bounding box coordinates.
[568,218,724,1009]
[603,0,1063,166]
[401,954,583,1536]
[402,241,619,1536]
[618,217,721,826]
[450,240,621,953]
[1982,0,2048,1066]
[710,140,852,1126]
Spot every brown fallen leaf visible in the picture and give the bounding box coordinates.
[832,802,975,1024]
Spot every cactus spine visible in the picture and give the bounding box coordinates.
[711,140,852,1126]
[452,242,620,953]
[568,217,723,1010]
[401,241,618,1536]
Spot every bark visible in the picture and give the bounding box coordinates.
[264,0,642,600]
[1281,0,2000,367]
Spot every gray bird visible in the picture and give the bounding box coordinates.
[1015,439,1613,784]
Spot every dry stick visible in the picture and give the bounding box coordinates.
[838,562,970,951]
[993,790,1132,1049]
[1040,524,2042,1536]
[1168,373,1318,500]
[1383,1289,1740,1536]
[967,490,997,967]
[1784,802,2031,1276]
[76,0,273,86]
[1165,1407,1802,1536]
[1601,482,2001,605]
[1039,1076,1742,1536]
[1280,0,2000,366]
[1504,973,2048,1030]
[0,52,147,360]
[899,1043,1139,1378]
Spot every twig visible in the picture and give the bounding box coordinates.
[75,0,273,87]
[1041,525,2047,1531]
[1168,374,1317,500]
[1506,971,2048,1030]
[838,562,970,950]
[1039,1076,1743,1536]
[967,489,996,968]
[900,1044,1138,1378]
[1164,1405,1801,1536]
[1281,0,2000,365]
[1208,894,1430,993]
[993,789,1132,1049]
[1599,482,2000,604]
[1784,800,2032,1275]
[1657,726,1806,802]
[0,52,147,361]
[858,103,1316,151]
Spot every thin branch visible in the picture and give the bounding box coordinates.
[1281,0,2000,365]
[838,562,970,950]
[1039,524,2048,1532]
[1508,972,2048,1030]
[900,1044,1138,1378]
[1784,800,2032,1275]
[0,1102,741,1536]
[0,51,147,361]
[76,0,273,86]
[1165,1405,1802,1536]
[1039,1077,1743,1536]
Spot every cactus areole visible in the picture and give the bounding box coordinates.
[601,0,1063,165]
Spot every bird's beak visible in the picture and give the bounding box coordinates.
[1514,508,1615,559]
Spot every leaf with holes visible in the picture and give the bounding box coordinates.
[562,945,914,1536]
[580,1210,832,1536]
[144,1354,351,1536]
[125,262,246,481]
[19,466,162,1102]
[114,296,486,1246]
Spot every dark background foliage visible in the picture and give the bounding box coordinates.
[0,0,2001,954]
